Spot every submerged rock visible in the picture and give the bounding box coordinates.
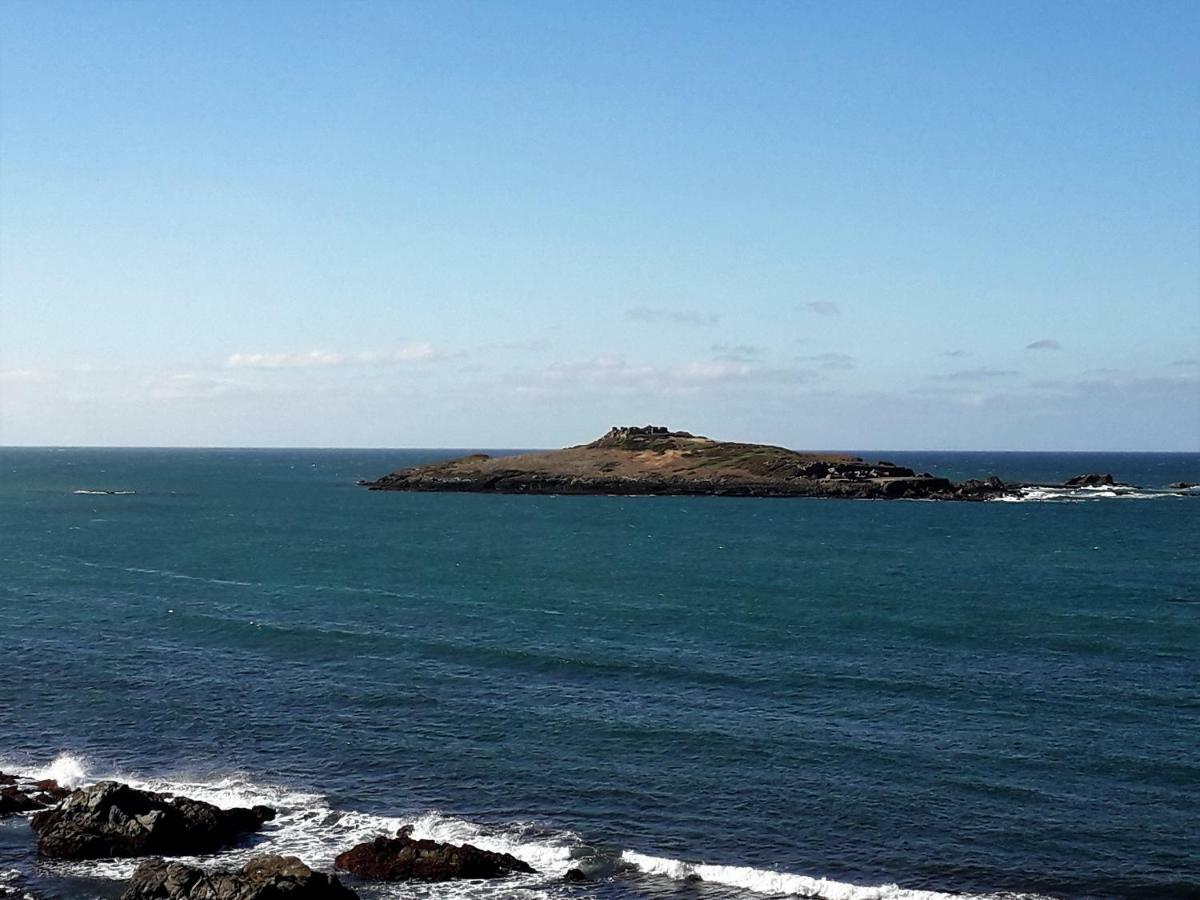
[121,855,358,900]
[30,781,275,859]
[334,827,535,882]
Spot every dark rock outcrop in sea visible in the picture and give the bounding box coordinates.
[1064,473,1116,487]
[333,827,535,882]
[121,855,358,900]
[30,781,275,859]
[362,426,1016,501]
[0,775,71,818]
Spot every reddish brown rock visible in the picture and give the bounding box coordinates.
[334,828,534,882]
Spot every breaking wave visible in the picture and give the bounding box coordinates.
[3,754,1052,900]
[621,851,1051,900]
[990,485,1191,503]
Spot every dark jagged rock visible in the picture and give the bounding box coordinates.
[30,781,275,859]
[563,868,589,883]
[0,786,43,817]
[363,426,1016,501]
[954,476,1008,500]
[334,827,535,882]
[30,780,71,803]
[121,855,358,900]
[1065,473,1115,487]
[0,776,72,818]
[1169,481,1197,489]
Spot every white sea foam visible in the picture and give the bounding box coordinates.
[30,753,88,789]
[622,851,1049,900]
[990,485,1180,503]
[7,755,1048,900]
[0,868,34,900]
[72,490,135,495]
[8,754,576,900]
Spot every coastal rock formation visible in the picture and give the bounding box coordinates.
[0,786,42,817]
[1064,473,1116,487]
[333,827,535,882]
[362,426,1015,501]
[30,781,275,859]
[121,855,358,900]
[0,775,71,818]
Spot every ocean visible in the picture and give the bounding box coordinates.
[1,447,1197,900]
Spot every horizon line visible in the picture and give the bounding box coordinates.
[2,444,1197,454]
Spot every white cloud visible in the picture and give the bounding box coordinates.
[0,368,44,383]
[1026,339,1062,351]
[933,368,1019,381]
[225,344,440,369]
[798,352,855,370]
[532,355,815,393]
[711,344,763,362]
[625,306,719,326]
[803,301,840,316]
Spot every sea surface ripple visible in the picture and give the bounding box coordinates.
[1,448,1197,900]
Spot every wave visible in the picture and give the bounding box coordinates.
[2,755,576,898]
[4,754,1051,900]
[71,490,136,495]
[990,485,1189,503]
[0,868,34,900]
[621,851,1049,900]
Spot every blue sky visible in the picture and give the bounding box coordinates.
[2,1,1197,449]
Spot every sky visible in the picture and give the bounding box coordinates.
[1,1,1197,450]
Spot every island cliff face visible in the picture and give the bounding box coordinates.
[362,426,1011,501]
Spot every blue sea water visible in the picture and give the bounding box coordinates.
[1,448,1197,900]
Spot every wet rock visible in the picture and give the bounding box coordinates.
[563,868,589,883]
[1169,481,1196,489]
[0,776,73,818]
[334,827,535,882]
[1064,473,1115,487]
[121,855,358,900]
[30,781,275,859]
[0,786,43,817]
[954,476,1009,500]
[30,780,71,803]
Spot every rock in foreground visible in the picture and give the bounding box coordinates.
[362,426,1013,501]
[121,855,358,900]
[31,781,274,859]
[334,828,535,882]
[0,774,72,818]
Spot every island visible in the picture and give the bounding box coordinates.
[361,426,1012,500]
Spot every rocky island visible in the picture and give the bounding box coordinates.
[362,426,1013,500]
